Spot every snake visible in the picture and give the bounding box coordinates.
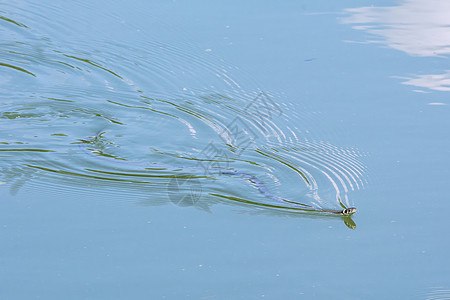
[78,133,357,216]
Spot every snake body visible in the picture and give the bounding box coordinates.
[79,135,356,216]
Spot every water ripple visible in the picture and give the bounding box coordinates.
[0,1,367,227]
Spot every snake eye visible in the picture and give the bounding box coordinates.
[344,208,357,215]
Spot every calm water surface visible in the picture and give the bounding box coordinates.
[1,0,449,299]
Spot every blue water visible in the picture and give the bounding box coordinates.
[1,0,450,298]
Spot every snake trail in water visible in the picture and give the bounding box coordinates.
[0,7,361,218]
[78,132,357,216]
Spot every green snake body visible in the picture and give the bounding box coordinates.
[80,134,357,216]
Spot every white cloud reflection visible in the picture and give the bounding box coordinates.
[342,0,450,93]
[342,0,450,57]
[402,71,450,91]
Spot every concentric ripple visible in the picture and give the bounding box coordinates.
[0,1,367,224]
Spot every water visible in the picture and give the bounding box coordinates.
[1,0,449,298]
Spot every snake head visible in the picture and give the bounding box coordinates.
[342,207,357,215]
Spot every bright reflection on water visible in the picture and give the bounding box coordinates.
[342,0,450,94]
[402,71,450,92]
[342,0,450,57]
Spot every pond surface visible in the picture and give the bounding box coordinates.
[1,0,449,298]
